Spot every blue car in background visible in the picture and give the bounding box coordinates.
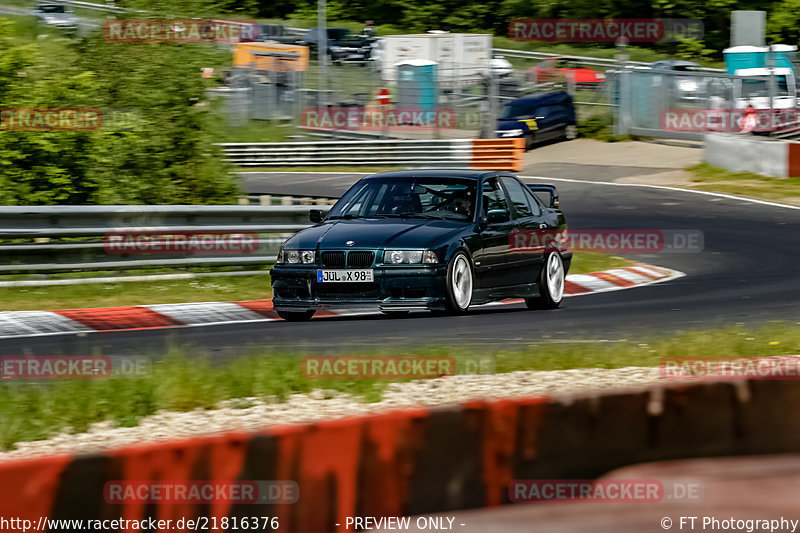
[496,91,577,150]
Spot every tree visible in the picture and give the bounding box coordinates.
[0,18,238,205]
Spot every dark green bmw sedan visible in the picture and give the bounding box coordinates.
[270,170,571,321]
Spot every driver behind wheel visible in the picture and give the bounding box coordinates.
[449,189,474,217]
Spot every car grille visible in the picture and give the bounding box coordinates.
[320,250,375,268]
[347,251,375,268]
[315,282,380,299]
[321,251,345,267]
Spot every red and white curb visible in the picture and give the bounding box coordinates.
[0,263,683,339]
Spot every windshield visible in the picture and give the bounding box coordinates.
[742,76,790,98]
[327,177,477,221]
[500,101,537,119]
[38,5,65,12]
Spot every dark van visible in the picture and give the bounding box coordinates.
[495,91,577,150]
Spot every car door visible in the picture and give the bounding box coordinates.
[534,104,562,141]
[473,177,516,289]
[499,176,545,285]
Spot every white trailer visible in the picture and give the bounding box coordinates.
[379,33,492,85]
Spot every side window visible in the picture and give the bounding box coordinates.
[499,177,533,218]
[482,179,510,216]
[523,188,544,216]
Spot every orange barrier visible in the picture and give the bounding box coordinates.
[3,380,800,532]
[788,142,800,178]
[471,138,524,171]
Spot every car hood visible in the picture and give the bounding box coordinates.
[284,218,468,250]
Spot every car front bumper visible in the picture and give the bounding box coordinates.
[270,265,449,312]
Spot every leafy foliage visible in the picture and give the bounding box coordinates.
[0,18,237,205]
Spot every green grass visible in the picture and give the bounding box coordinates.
[213,119,294,143]
[0,253,631,311]
[569,253,634,274]
[0,323,797,449]
[688,163,800,205]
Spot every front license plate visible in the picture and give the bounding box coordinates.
[317,269,374,283]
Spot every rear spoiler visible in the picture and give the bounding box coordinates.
[527,184,559,208]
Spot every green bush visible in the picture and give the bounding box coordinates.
[0,18,238,205]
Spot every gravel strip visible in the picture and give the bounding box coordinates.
[0,366,678,462]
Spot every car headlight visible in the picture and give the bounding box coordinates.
[678,79,698,92]
[596,72,606,80]
[384,250,424,264]
[277,249,315,264]
[498,128,523,137]
[329,46,343,53]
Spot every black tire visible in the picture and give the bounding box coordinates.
[525,253,565,310]
[524,133,534,151]
[443,250,473,314]
[277,310,315,321]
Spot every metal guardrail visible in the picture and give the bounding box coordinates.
[298,127,391,141]
[46,0,126,12]
[217,139,475,167]
[62,0,125,12]
[0,205,328,276]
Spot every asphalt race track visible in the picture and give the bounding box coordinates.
[2,170,798,357]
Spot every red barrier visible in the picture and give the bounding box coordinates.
[2,381,800,532]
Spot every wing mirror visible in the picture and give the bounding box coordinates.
[486,209,510,224]
[309,209,323,223]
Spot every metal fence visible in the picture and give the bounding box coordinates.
[613,68,792,140]
[219,52,616,141]
[0,205,327,277]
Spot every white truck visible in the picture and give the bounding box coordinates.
[377,32,492,86]
[722,45,798,109]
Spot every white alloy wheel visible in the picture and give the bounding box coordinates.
[545,252,564,303]
[448,252,473,312]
